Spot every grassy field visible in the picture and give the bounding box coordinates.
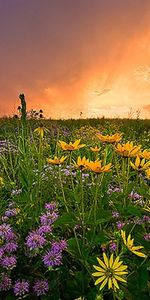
[0,106,150,299]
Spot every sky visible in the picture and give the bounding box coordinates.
[0,0,150,119]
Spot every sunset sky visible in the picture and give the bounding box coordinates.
[0,0,150,118]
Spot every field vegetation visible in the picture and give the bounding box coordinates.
[0,96,150,299]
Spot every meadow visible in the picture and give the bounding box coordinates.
[0,98,150,300]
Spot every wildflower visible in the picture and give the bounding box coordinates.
[40,211,58,226]
[96,133,122,143]
[59,139,85,151]
[87,160,112,173]
[34,125,49,138]
[0,224,12,239]
[139,149,150,160]
[43,248,62,267]
[47,156,67,165]
[90,146,101,152]
[45,202,57,211]
[128,191,142,200]
[144,234,150,241]
[26,231,46,250]
[112,211,120,218]
[92,253,128,291]
[37,225,52,235]
[121,230,147,258]
[130,156,150,171]
[0,247,4,258]
[145,168,150,179]
[33,279,49,296]
[0,273,12,291]
[51,240,67,253]
[13,279,30,297]
[109,242,117,252]
[0,255,17,269]
[116,222,124,230]
[75,156,89,170]
[115,142,141,158]
[5,208,18,217]
[4,242,18,253]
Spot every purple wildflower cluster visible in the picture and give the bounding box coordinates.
[128,190,145,206]
[43,239,67,267]
[33,279,49,296]
[13,279,30,297]
[107,185,123,195]
[25,202,67,269]
[0,201,66,297]
[0,273,12,291]
[1,201,20,223]
[0,223,18,270]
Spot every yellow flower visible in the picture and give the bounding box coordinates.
[121,230,147,258]
[59,139,85,151]
[96,133,122,143]
[92,253,128,291]
[139,150,150,160]
[87,160,112,173]
[90,146,101,152]
[47,156,67,165]
[130,156,150,171]
[34,125,49,138]
[115,142,141,158]
[75,156,90,170]
[0,177,4,186]
[145,168,150,179]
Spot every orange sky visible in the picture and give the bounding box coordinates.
[0,0,150,118]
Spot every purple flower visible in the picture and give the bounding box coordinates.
[4,242,18,253]
[37,225,52,235]
[13,279,29,297]
[26,231,46,250]
[5,209,18,217]
[5,231,17,242]
[43,249,62,267]
[40,211,58,226]
[116,221,124,230]
[128,191,142,200]
[0,273,12,291]
[45,202,57,211]
[144,233,150,241]
[0,255,17,269]
[51,240,67,253]
[109,242,117,252]
[0,247,4,258]
[0,224,12,239]
[142,215,150,223]
[112,211,120,218]
[33,279,49,296]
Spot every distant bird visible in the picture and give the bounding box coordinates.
[91,88,111,96]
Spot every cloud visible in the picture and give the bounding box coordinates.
[0,0,150,117]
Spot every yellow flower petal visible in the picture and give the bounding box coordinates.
[112,278,120,289]
[103,253,109,268]
[108,278,112,289]
[97,257,107,269]
[95,275,106,286]
[99,277,108,290]
[114,275,127,283]
[93,265,105,272]
[92,272,105,277]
